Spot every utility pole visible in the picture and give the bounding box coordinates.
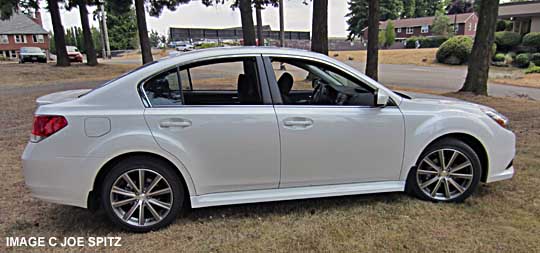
[99,1,111,59]
[279,0,284,47]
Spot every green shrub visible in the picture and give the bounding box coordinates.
[505,53,514,65]
[522,32,540,49]
[0,55,6,61]
[515,53,530,68]
[436,36,473,65]
[496,20,513,31]
[494,31,521,52]
[405,36,448,48]
[525,65,540,74]
[530,53,540,66]
[493,53,506,62]
[198,42,219,49]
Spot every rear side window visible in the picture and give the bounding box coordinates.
[143,68,182,106]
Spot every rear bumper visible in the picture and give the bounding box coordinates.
[21,142,102,208]
[486,165,514,183]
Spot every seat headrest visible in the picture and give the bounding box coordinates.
[277,72,293,94]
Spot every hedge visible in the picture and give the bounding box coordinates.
[493,53,506,62]
[436,36,473,65]
[531,53,540,66]
[515,53,530,68]
[522,32,540,50]
[494,31,521,52]
[405,36,448,48]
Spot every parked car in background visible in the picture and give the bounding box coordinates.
[66,46,83,63]
[19,47,47,63]
[22,47,515,232]
[175,43,194,52]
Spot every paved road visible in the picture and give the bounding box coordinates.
[104,57,540,100]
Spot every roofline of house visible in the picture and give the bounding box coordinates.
[499,0,540,7]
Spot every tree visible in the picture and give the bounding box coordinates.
[255,0,263,46]
[446,0,474,14]
[238,0,257,45]
[105,0,138,50]
[47,0,70,66]
[365,0,380,80]
[149,30,160,48]
[279,0,284,47]
[346,0,402,40]
[459,0,499,95]
[431,12,453,36]
[66,0,97,65]
[384,20,395,47]
[311,0,328,55]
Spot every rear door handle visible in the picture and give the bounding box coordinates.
[283,117,313,128]
[159,119,192,128]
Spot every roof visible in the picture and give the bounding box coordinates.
[373,13,476,30]
[499,1,540,18]
[0,12,48,35]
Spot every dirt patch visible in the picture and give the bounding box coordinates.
[0,63,138,88]
[0,84,539,252]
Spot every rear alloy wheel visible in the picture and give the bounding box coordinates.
[408,138,481,202]
[102,157,184,232]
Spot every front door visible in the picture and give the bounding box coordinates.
[143,56,281,195]
[264,56,405,187]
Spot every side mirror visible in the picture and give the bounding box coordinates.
[375,89,390,107]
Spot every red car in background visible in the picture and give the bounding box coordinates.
[67,46,83,63]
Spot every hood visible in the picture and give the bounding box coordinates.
[395,90,494,111]
[36,89,91,106]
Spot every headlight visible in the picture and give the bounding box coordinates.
[483,109,509,129]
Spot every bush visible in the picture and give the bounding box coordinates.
[531,53,540,66]
[505,53,514,65]
[405,36,448,48]
[496,20,513,31]
[436,36,473,65]
[515,53,530,68]
[0,55,6,61]
[525,65,540,74]
[493,53,506,62]
[198,42,219,49]
[494,31,521,52]
[522,32,540,50]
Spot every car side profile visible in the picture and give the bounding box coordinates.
[22,47,515,232]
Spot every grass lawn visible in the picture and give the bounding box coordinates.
[0,82,538,251]
[331,48,439,66]
[0,62,138,88]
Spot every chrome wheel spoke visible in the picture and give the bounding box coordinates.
[146,175,163,194]
[139,170,145,193]
[438,150,446,171]
[418,169,438,175]
[431,178,443,197]
[146,200,162,221]
[148,198,171,210]
[138,201,145,225]
[449,172,473,179]
[112,186,136,198]
[123,201,139,221]
[446,151,458,170]
[443,179,451,198]
[423,158,441,172]
[123,174,140,193]
[112,197,137,207]
[420,176,439,189]
[450,161,471,173]
[147,187,171,197]
[448,178,466,193]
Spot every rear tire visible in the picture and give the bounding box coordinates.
[101,156,184,232]
[406,138,481,203]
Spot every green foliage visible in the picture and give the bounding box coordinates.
[0,55,6,61]
[405,36,448,48]
[496,20,512,32]
[525,65,540,74]
[530,53,540,66]
[91,27,103,55]
[106,3,138,50]
[522,32,540,49]
[384,21,395,47]
[494,31,521,52]
[65,27,84,52]
[515,53,530,68]
[431,12,453,36]
[346,0,404,40]
[378,32,386,47]
[493,53,506,62]
[436,36,473,65]
[149,30,160,48]
[198,42,219,49]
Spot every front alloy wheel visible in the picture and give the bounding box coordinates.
[102,157,184,232]
[408,138,481,202]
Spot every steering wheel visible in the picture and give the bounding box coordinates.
[311,79,324,104]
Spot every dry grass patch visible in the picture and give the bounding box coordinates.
[331,48,439,66]
[0,63,138,88]
[492,73,540,89]
[0,84,539,252]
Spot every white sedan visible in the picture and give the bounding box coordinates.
[22,47,515,232]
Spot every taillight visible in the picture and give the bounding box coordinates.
[31,115,68,142]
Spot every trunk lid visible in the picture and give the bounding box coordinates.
[36,89,91,106]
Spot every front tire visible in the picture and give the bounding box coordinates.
[407,138,481,202]
[101,157,184,232]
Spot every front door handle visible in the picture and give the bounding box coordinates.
[159,119,192,128]
[283,117,313,128]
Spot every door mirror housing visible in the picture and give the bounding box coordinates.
[375,89,390,107]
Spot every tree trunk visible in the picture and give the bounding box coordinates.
[255,2,264,46]
[78,0,97,66]
[311,0,328,55]
[47,0,70,66]
[134,0,153,64]
[279,0,284,47]
[239,0,256,46]
[460,0,498,95]
[365,0,380,81]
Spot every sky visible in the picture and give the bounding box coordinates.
[39,0,350,38]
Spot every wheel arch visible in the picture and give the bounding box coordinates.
[409,132,489,184]
[87,151,193,211]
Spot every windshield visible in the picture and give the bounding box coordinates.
[20,47,42,53]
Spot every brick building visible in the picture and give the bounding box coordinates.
[362,13,478,41]
[0,11,49,59]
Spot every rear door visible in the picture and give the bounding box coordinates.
[143,56,281,195]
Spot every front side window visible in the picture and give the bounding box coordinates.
[397,27,402,33]
[143,57,262,106]
[270,58,375,106]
